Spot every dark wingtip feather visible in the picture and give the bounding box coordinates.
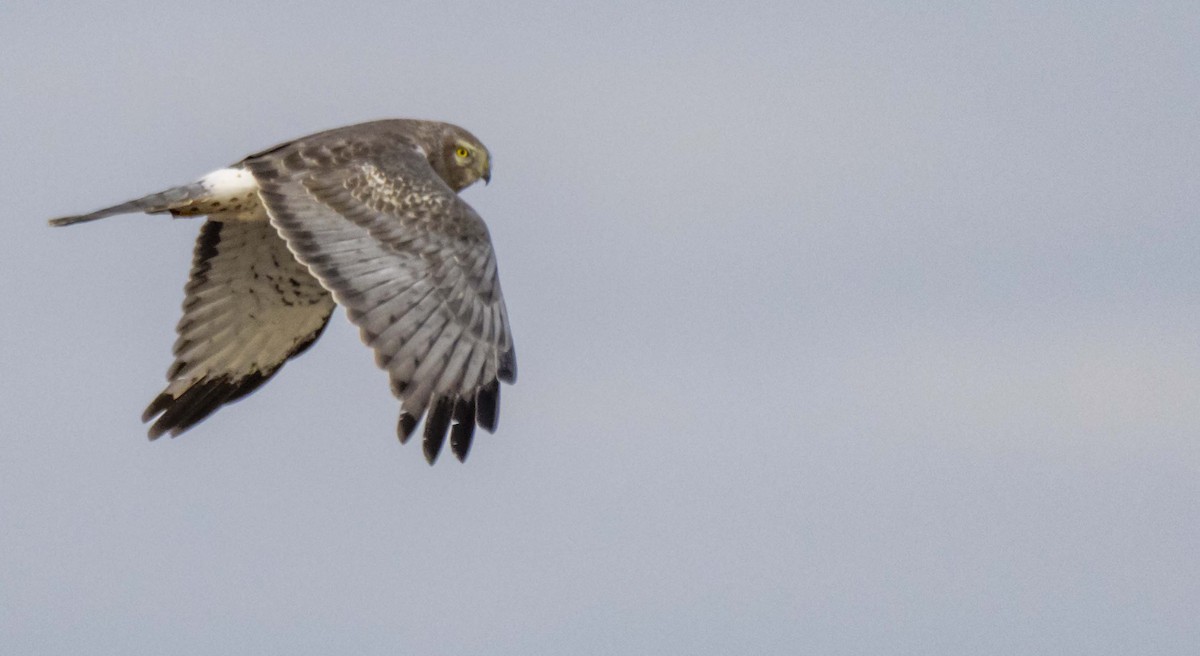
[450,397,477,462]
[143,393,172,425]
[422,397,454,465]
[475,380,500,433]
[498,349,517,384]
[142,372,270,441]
[146,420,169,441]
[146,381,235,440]
[398,412,419,443]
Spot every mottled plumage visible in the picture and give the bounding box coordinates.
[49,119,516,463]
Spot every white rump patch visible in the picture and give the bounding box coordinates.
[200,167,259,196]
[196,167,266,221]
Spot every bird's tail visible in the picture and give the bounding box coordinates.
[48,181,210,227]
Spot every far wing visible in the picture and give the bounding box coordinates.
[143,219,335,438]
[247,139,516,463]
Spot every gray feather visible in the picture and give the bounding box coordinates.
[243,120,517,459]
[48,182,209,226]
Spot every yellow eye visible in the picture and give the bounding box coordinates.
[455,146,470,159]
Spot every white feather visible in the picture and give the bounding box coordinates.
[196,167,266,221]
[200,167,259,196]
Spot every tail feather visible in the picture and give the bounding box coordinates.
[48,182,209,227]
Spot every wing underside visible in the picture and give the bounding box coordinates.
[143,219,335,438]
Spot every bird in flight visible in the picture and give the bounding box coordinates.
[49,119,517,464]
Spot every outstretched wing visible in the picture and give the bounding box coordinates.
[143,219,335,438]
[245,136,516,463]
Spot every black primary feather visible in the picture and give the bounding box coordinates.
[422,396,454,464]
[450,396,477,462]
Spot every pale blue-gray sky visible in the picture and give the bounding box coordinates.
[2,2,1197,654]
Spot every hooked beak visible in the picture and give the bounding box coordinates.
[481,158,491,185]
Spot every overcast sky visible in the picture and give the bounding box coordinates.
[2,1,1197,654]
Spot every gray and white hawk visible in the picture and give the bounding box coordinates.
[49,119,517,464]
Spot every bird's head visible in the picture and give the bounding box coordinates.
[424,123,491,192]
